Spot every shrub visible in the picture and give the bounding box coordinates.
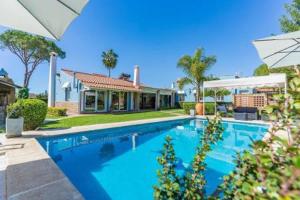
[182,102,196,114]
[6,103,22,119]
[182,102,216,115]
[47,107,67,117]
[204,102,215,115]
[13,99,47,130]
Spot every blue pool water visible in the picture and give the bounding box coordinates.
[38,119,268,200]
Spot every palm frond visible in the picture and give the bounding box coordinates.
[177,77,192,90]
[177,55,192,74]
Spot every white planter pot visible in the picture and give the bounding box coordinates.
[190,109,195,116]
[6,117,24,138]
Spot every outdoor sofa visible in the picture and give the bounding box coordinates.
[233,107,258,121]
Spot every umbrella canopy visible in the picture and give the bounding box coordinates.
[0,0,89,40]
[253,30,300,68]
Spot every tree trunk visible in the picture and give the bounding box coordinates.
[23,64,29,88]
[108,68,111,77]
[25,72,33,88]
[23,65,35,88]
[196,85,201,103]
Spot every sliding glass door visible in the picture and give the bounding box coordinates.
[97,91,105,111]
[84,90,106,112]
[84,91,96,111]
[111,91,128,111]
[111,91,119,111]
[119,92,127,111]
[140,93,156,109]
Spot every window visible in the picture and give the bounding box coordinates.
[160,95,171,108]
[97,91,105,111]
[119,92,127,111]
[112,91,128,111]
[84,91,96,111]
[140,93,156,109]
[65,88,71,101]
[178,94,185,102]
[216,96,224,102]
[111,91,119,110]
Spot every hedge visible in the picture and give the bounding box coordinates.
[9,99,47,130]
[47,107,67,117]
[182,102,216,115]
[205,103,215,115]
[182,102,196,114]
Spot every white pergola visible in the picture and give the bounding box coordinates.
[202,73,287,115]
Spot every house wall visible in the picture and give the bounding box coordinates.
[56,71,80,103]
[55,71,81,114]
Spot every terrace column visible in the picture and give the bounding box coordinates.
[48,52,57,107]
[134,92,140,111]
[130,92,134,111]
[171,92,175,107]
[107,90,111,112]
[155,90,160,110]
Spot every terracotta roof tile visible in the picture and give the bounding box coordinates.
[61,68,141,92]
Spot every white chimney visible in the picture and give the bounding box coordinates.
[171,82,175,89]
[133,65,140,88]
[48,52,57,107]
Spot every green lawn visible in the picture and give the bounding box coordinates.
[167,109,185,115]
[46,115,68,119]
[41,111,178,129]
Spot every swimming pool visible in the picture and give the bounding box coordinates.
[38,118,268,200]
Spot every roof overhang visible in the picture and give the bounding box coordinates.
[0,79,21,89]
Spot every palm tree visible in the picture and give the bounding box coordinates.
[102,49,118,77]
[177,48,216,102]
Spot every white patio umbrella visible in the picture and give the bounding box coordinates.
[253,30,300,68]
[0,0,89,40]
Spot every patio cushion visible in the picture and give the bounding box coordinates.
[234,107,257,113]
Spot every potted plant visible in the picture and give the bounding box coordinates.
[6,102,23,138]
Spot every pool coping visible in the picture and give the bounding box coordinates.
[197,116,271,126]
[1,115,192,200]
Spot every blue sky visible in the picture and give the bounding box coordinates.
[0,0,291,93]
